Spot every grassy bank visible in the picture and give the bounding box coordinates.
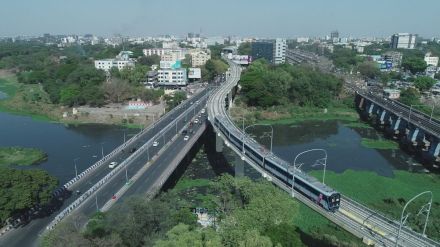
[309,169,440,240]
[0,146,47,166]
[361,138,399,150]
[230,99,360,126]
[343,122,373,129]
[0,74,60,122]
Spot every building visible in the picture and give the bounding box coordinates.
[143,48,167,57]
[190,49,211,67]
[252,41,274,63]
[94,51,135,72]
[251,39,286,64]
[424,52,439,67]
[390,33,417,49]
[146,71,158,86]
[383,51,403,69]
[383,89,400,99]
[157,68,187,86]
[296,37,309,43]
[273,38,287,64]
[330,31,339,43]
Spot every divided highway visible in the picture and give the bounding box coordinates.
[0,87,211,247]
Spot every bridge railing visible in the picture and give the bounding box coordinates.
[46,92,211,231]
[60,87,210,191]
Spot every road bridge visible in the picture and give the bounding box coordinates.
[0,87,212,247]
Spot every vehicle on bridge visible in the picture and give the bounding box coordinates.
[109,161,118,169]
[183,135,189,141]
[214,116,341,212]
[153,141,159,147]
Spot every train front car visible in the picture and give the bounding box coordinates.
[327,192,341,212]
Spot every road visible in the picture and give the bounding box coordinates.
[0,87,211,247]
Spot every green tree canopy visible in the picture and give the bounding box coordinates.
[358,61,380,79]
[399,88,420,105]
[414,76,436,92]
[402,56,427,74]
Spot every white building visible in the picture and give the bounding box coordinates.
[296,37,309,43]
[94,51,135,72]
[157,69,187,86]
[190,49,211,67]
[273,38,287,65]
[424,52,439,67]
[390,33,417,49]
[143,48,187,61]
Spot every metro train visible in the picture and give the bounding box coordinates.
[214,116,340,212]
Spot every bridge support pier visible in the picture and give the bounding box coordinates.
[215,133,223,152]
[234,155,244,177]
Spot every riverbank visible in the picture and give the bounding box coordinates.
[0,72,158,128]
[230,98,360,126]
[309,169,440,240]
[0,146,47,166]
[361,138,399,150]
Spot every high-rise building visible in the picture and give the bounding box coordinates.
[252,41,274,64]
[251,39,286,64]
[424,52,439,67]
[390,33,417,49]
[273,38,287,64]
[330,31,339,43]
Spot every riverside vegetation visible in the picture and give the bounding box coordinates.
[0,41,227,124]
[0,146,47,166]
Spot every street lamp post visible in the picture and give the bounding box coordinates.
[95,195,99,212]
[409,104,434,124]
[395,191,433,247]
[73,157,80,177]
[125,165,129,184]
[100,142,105,159]
[242,124,274,154]
[291,149,328,197]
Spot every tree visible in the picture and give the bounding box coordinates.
[402,56,427,74]
[399,88,420,105]
[59,84,81,106]
[414,76,436,92]
[358,61,380,79]
[155,224,222,247]
[102,78,132,103]
[164,91,187,110]
[138,54,160,67]
[238,42,251,55]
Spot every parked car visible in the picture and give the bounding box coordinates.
[109,161,118,169]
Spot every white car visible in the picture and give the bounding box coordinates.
[201,109,205,114]
[153,141,159,147]
[109,162,118,169]
[194,119,199,124]
[183,135,189,141]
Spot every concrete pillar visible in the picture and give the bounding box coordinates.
[215,133,223,153]
[234,154,244,177]
[228,90,233,108]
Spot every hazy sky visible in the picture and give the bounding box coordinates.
[1,0,439,38]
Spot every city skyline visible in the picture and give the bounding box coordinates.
[1,0,439,38]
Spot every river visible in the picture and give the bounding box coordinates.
[0,112,139,184]
[239,120,429,178]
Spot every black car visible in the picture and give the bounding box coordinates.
[129,147,137,153]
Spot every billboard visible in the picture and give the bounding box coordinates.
[188,68,201,79]
[160,60,182,69]
[232,55,252,65]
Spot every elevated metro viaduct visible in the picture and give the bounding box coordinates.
[355,91,440,165]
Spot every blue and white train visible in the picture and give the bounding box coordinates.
[214,116,340,212]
